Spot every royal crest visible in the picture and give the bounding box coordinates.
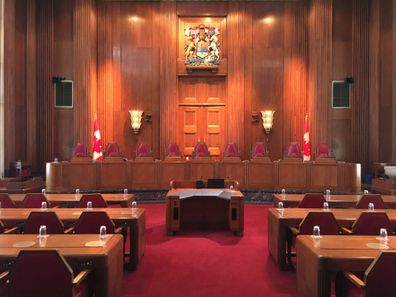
[184,24,220,66]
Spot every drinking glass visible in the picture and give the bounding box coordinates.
[313,226,320,238]
[39,225,47,238]
[368,203,374,211]
[132,201,137,213]
[99,225,107,240]
[86,201,93,210]
[379,228,388,242]
[54,157,59,163]
[363,190,369,194]
[123,188,128,199]
[281,189,286,200]
[229,185,234,191]
[325,189,331,200]
[75,188,80,200]
[323,202,329,211]
[41,188,46,195]
[278,202,284,210]
[41,201,47,211]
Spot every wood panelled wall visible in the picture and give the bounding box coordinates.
[3,0,396,177]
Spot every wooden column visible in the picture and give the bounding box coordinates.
[351,0,370,174]
[284,1,309,148]
[0,0,3,176]
[36,0,54,170]
[159,1,177,159]
[73,0,97,148]
[393,0,396,163]
[308,0,333,150]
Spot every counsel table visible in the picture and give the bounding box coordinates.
[166,188,244,236]
[0,207,145,270]
[9,193,134,208]
[296,235,395,297]
[268,208,396,270]
[0,234,124,297]
[273,193,396,208]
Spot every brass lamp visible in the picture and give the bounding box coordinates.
[261,110,275,134]
[128,110,143,134]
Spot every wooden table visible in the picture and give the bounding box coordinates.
[0,234,124,297]
[273,193,396,208]
[268,207,396,270]
[9,193,134,208]
[296,235,396,297]
[0,207,145,270]
[371,178,396,195]
[166,188,244,236]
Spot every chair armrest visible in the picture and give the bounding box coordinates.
[0,271,9,282]
[289,226,300,236]
[4,226,20,234]
[64,227,74,234]
[340,227,352,234]
[343,272,365,288]
[73,269,91,286]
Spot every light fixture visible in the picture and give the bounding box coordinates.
[128,110,143,134]
[261,110,275,134]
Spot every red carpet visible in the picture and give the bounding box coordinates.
[123,204,297,297]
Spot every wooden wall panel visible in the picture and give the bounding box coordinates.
[0,0,4,175]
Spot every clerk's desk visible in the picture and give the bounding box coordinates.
[267,208,396,270]
[166,188,244,236]
[296,235,395,297]
[0,208,145,270]
[273,193,396,208]
[0,234,123,297]
[8,193,134,208]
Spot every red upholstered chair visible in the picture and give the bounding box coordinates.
[5,250,91,297]
[74,211,117,234]
[136,142,152,158]
[356,194,385,209]
[0,193,16,208]
[287,212,340,265]
[72,143,87,158]
[23,211,65,234]
[251,142,268,158]
[22,193,50,208]
[166,143,182,158]
[223,143,239,157]
[298,194,327,208]
[285,142,301,158]
[104,142,122,158]
[316,143,332,158]
[345,212,393,235]
[77,194,108,208]
[192,141,210,158]
[338,251,396,297]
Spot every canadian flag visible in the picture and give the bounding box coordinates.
[303,113,311,161]
[93,114,103,160]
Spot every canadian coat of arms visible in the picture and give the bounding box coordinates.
[184,24,220,66]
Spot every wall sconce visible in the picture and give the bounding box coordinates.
[128,110,143,134]
[261,110,275,134]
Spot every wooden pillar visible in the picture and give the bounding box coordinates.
[393,0,396,163]
[73,0,97,148]
[0,0,3,176]
[308,0,333,151]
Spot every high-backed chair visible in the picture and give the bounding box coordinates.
[104,142,122,158]
[223,143,239,158]
[22,193,50,208]
[77,194,108,208]
[344,212,393,235]
[0,193,16,208]
[298,194,327,208]
[136,142,152,158]
[74,211,117,234]
[338,251,396,297]
[285,142,301,158]
[251,142,268,158]
[316,143,332,158]
[287,212,340,265]
[356,194,385,209]
[165,143,182,158]
[73,143,87,158]
[23,211,65,234]
[5,250,91,297]
[192,141,210,158]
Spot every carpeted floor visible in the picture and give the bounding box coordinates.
[123,203,297,297]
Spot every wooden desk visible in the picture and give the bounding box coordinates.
[268,208,396,270]
[273,193,396,209]
[9,193,134,208]
[0,234,124,297]
[372,178,396,195]
[0,208,145,270]
[166,189,244,236]
[296,235,395,297]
